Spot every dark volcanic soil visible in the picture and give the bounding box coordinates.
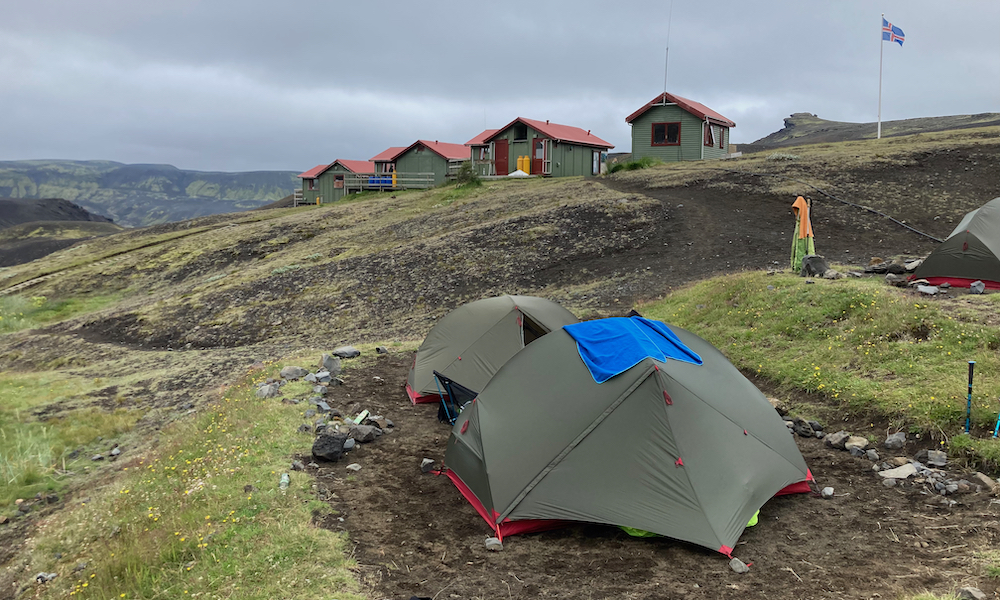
[311,356,1000,600]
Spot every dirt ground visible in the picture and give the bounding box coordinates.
[309,355,1000,600]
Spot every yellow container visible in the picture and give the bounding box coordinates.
[516,156,523,172]
[392,173,397,188]
[523,156,530,175]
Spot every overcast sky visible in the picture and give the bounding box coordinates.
[2,0,997,172]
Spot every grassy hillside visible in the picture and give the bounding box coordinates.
[1,125,999,599]
[743,111,1000,151]
[0,161,299,227]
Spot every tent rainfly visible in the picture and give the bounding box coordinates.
[911,197,1000,289]
[405,295,579,404]
[444,316,812,555]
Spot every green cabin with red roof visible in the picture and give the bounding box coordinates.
[626,93,735,162]
[389,140,470,186]
[297,159,375,204]
[467,118,614,177]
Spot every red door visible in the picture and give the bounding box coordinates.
[494,139,509,175]
[532,137,546,175]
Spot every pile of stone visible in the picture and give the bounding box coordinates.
[821,429,999,504]
[310,409,395,463]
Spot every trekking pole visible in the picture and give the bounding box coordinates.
[966,361,975,434]
[992,397,1000,438]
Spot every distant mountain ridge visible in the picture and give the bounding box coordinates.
[0,160,299,227]
[0,197,113,229]
[743,112,1000,152]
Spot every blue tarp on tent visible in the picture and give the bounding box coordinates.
[563,316,703,383]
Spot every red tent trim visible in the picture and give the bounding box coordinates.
[405,382,442,405]
[907,276,1000,290]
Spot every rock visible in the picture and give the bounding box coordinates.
[849,446,865,457]
[256,383,280,398]
[957,587,987,600]
[91,454,104,461]
[824,431,850,449]
[807,420,823,432]
[35,573,58,584]
[346,463,362,472]
[311,433,348,462]
[882,478,898,488]
[927,450,948,467]
[343,438,356,451]
[885,273,908,286]
[316,401,331,414]
[889,456,910,467]
[940,282,951,289]
[792,418,814,438]
[312,385,327,396]
[886,263,906,275]
[304,373,317,383]
[844,436,869,451]
[916,285,938,295]
[945,484,959,494]
[349,425,379,443]
[729,557,750,574]
[315,424,326,434]
[805,279,815,284]
[110,447,121,457]
[304,409,316,418]
[315,370,332,383]
[822,269,844,280]
[879,463,918,480]
[972,472,999,494]
[280,366,309,380]
[291,460,305,471]
[821,487,835,499]
[485,537,504,551]
[0,515,8,525]
[421,458,435,473]
[800,254,830,277]
[866,449,880,461]
[332,346,361,359]
[970,280,986,294]
[848,271,863,278]
[376,346,389,354]
[884,432,906,450]
[320,354,343,376]
[904,259,923,272]
[297,424,312,434]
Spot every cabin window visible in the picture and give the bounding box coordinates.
[719,126,725,149]
[513,123,528,141]
[334,174,344,189]
[479,146,489,160]
[704,123,715,147]
[307,178,316,190]
[652,122,680,146]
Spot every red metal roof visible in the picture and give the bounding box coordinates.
[297,164,329,178]
[465,129,499,146]
[388,140,470,161]
[332,159,376,173]
[370,146,407,162]
[483,118,614,149]
[625,93,735,127]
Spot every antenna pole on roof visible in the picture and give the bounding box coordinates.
[662,0,673,98]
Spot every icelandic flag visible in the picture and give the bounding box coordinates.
[882,18,904,46]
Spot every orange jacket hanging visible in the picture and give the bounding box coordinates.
[792,196,814,238]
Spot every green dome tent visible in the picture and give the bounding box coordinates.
[911,197,1000,289]
[405,295,578,404]
[443,317,811,555]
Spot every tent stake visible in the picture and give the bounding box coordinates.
[992,397,1000,438]
[966,361,975,434]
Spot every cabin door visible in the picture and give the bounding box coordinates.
[532,137,548,175]
[494,139,509,175]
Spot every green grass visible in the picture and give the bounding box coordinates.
[24,360,365,600]
[0,293,121,334]
[641,271,1000,436]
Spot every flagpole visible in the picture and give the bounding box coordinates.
[878,13,884,139]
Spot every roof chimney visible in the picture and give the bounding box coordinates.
[546,119,549,124]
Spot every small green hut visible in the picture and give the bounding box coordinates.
[468,118,613,177]
[626,93,735,162]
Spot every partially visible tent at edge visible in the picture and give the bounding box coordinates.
[405,295,579,404]
[911,197,1000,289]
[444,317,812,556]
[790,196,815,271]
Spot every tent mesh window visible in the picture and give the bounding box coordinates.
[522,314,548,345]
